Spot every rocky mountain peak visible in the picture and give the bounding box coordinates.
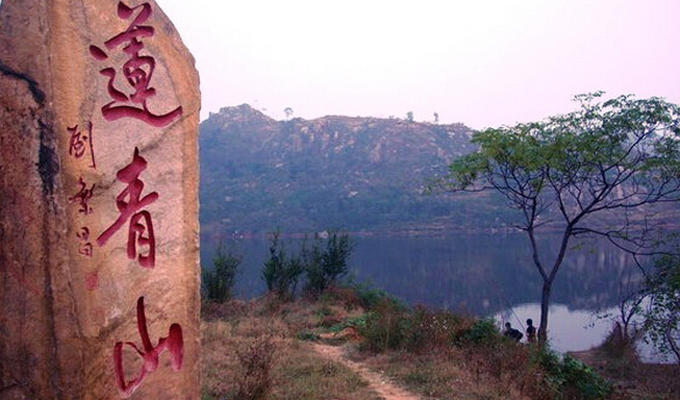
[199,105,492,236]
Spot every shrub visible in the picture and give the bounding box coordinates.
[261,231,303,300]
[319,285,363,310]
[234,333,277,400]
[361,298,411,352]
[457,318,500,347]
[536,348,613,400]
[407,306,463,352]
[597,322,640,379]
[302,232,352,296]
[328,314,369,334]
[202,243,241,303]
[361,301,476,354]
[301,235,326,295]
[642,250,680,364]
[349,279,395,310]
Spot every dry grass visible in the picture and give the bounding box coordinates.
[272,341,381,400]
[570,331,680,400]
[201,298,378,400]
[201,296,540,400]
[201,293,678,400]
[348,345,538,400]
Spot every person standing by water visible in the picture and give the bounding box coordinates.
[526,319,537,343]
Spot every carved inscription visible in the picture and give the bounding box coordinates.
[87,3,185,396]
[96,147,158,269]
[66,122,98,264]
[68,122,96,169]
[89,2,183,127]
[113,297,183,398]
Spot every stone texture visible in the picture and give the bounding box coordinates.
[0,1,200,398]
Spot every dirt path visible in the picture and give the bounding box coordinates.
[311,343,422,400]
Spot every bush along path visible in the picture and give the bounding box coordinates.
[312,343,423,400]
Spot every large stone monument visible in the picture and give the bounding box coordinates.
[0,1,200,398]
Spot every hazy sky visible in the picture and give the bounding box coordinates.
[1,0,674,129]
[157,0,679,129]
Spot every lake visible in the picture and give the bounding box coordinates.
[201,232,655,357]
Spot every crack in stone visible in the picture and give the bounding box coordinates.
[0,58,45,105]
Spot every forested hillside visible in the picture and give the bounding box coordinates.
[199,105,511,239]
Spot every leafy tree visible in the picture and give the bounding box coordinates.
[323,231,352,283]
[202,242,242,303]
[302,231,352,295]
[301,235,325,295]
[643,249,680,363]
[440,92,680,344]
[406,111,414,122]
[283,107,294,120]
[261,230,303,300]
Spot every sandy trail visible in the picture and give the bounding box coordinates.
[311,343,422,400]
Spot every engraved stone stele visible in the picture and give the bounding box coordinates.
[0,1,201,398]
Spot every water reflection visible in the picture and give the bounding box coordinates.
[344,233,640,316]
[495,303,611,353]
[495,303,663,363]
[202,233,641,315]
[201,232,646,353]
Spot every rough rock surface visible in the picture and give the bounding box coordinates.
[0,1,200,398]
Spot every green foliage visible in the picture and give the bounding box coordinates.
[302,236,325,295]
[360,298,411,352]
[458,318,500,347]
[199,106,479,235]
[643,249,680,363]
[261,230,303,300]
[348,279,396,310]
[536,349,613,400]
[296,330,320,341]
[302,232,353,295]
[328,314,369,333]
[361,301,472,353]
[262,230,354,300]
[448,93,680,202]
[202,243,241,303]
[406,306,463,352]
[441,92,680,343]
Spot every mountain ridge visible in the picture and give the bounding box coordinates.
[199,104,510,240]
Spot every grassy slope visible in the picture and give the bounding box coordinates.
[201,293,679,400]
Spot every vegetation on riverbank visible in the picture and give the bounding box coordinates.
[200,230,678,399]
[199,285,679,400]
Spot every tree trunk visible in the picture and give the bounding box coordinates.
[539,279,552,345]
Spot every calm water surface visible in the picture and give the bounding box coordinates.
[202,232,657,357]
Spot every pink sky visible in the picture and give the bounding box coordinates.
[0,0,675,128]
[158,0,679,129]
[6,0,666,130]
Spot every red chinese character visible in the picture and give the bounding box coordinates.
[79,242,94,258]
[77,226,90,240]
[69,177,96,215]
[89,2,182,127]
[97,147,158,268]
[113,296,183,397]
[68,122,97,169]
[76,227,94,258]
